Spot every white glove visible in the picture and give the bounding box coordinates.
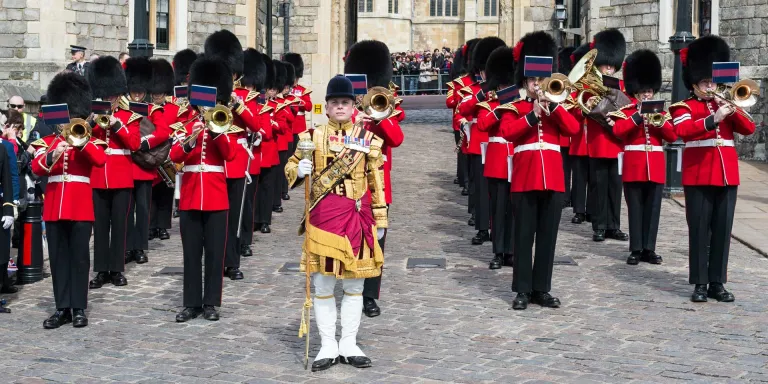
[1,216,13,230]
[297,159,313,178]
[377,228,385,240]
[253,131,263,146]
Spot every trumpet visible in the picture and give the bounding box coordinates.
[62,118,92,147]
[537,73,572,103]
[700,79,759,122]
[93,114,111,129]
[182,104,233,145]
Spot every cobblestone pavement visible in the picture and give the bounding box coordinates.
[3,110,768,383]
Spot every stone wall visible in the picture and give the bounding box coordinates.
[187,0,248,50]
[271,0,321,80]
[358,18,412,52]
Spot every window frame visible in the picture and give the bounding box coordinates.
[359,0,373,13]
[388,0,399,14]
[148,0,175,51]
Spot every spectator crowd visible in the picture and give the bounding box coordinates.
[391,48,454,95]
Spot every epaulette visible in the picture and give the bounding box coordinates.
[301,87,312,96]
[227,126,245,134]
[126,112,143,125]
[176,103,190,117]
[669,101,691,111]
[394,97,403,106]
[30,138,49,148]
[246,90,259,103]
[390,109,403,118]
[118,96,130,110]
[275,102,287,112]
[165,96,174,103]
[169,122,186,132]
[446,89,454,98]
[496,103,518,114]
[457,85,473,96]
[91,138,108,146]
[607,110,628,119]
[447,81,455,90]
[259,105,274,114]
[150,104,164,115]
[477,101,493,112]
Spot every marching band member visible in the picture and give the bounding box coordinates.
[476,46,516,270]
[33,72,107,328]
[124,57,172,265]
[173,57,236,322]
[344,40,404,318]
[566,44,592,224]
[501,32,579,310]
[558,47,575,208]
[670,35,756,303]
[148,58,178,241]
[457,36,506,246]
[254,55,282,234]
[274,61,296,210]
[450,41,477,196]
[204,30,263,281]
[282,53,312,147]
[285,75,387,371]
[170,49,198,218]
[608,50,677,266]
[86,56,141,289]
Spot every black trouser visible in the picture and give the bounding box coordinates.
[255,166,274,225]
[454,131,467,187]
[180,210,227,307]
[466,153,474,214]
[624,182,663,253]
[128,180,152,251]
[589,158,622,231]
[561,148,572,202]
[511,191,563,293]
[289,136,298,158]
[241,175,259,246]
[571,155,590,214]
[0,263,8,289]
[684,186,737,285]
[93,188,131,273]
[225,177,246,269]
[0,226,9,265]
[363,229,387,300]
[275,150,289,205]
[469,155,489,230]
[47,221,92,309]
[150,182,174,230]
[488,178,514,255]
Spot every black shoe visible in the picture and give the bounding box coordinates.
[606,229,629,241]
[253,223,262,232]
[312,357,339,372]
[691,284,708,302]
[272,206,283,213]
[363,297,380,318]
[226,267,244,280]
[158,228,170,240]
[240,244,253,257]
[135,250,148,264]
[72,309,88,328]
[339,355,372,368]
[592,230,605,242]
[531,291,561,308]
[110,272,127,286]
[585,214,592,222]
[172,210,180,218]
[203,305,220,321]
[176,307,203,322]
[571,213,585,224]
[627,251,641,265]
[489,254,503,270]
[512,293,530,310]
[148,228,158,241]
[641,250,663,264]
[0,285,19,294]
[707,283,735,302]
[453,177,459,184]
[89,272,110,289]
[260,224,271,234]
[461,187,469,196]
[503,254,515,267]
[471,230,489,245]
[124,250,136,264]
[467,216,475,227]
[282,193,290,201]
[43,309,72,329]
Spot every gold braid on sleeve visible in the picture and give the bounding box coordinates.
[366,136,388,229]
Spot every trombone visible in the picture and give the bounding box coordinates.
[700,79,759,122]
[62,118,92,147]
[358,86,396,122]
[182,104,233,145]
[537,73,572,103]
[645,113,666,127]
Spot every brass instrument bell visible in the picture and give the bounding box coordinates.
[538,73,572,103]
[62,118,92,147]
[361,86,396,121]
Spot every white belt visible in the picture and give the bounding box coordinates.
[624,144,663,152]
[48,175,90,183]
[105,148,131,155]
[237,138,248,144]
[514,142,560,154]
[182,165,224,173]
[685,139,734,148]
[488,136,508,144]
[297,111,305,116]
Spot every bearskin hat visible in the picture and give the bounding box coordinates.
[484,46,516,91]
[570,43,590,68]
[513,31,557,87]
[283,61,296,89]
[682,35,730,91]
[462,38,480,69]
[558,46,576,75]
[470,37,505,75]
[282,52,304,78]
[262,53,275,91]
[46,72,92,119]
[187,57,233,105]
[124,57,153,94]
[172,49,197,86]
[149,58,175,95]
[204,29,244,75]
[623,49,662,95]
[272,61,287,91]
[242,48,267,90]
[343,40,393,88]
[593,29,626,71]
[451,46,466,79]
[87,56,127,99]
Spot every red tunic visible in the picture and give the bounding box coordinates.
[566,91,589,156]
[224,88,264,179]
[567,81,627,158]
[290,84,312,134]
[610,100,677,184]
[499,99,580,192]
[260,100,281,168]
[31,135,107,221]
[91,106,142,189]
[476,100,515,180]
[133,104,173,181]
[457,82,491,156]
[366,116,404,204]
[169,120,236,211]
[670,97,755,186]
[247,95,273,176]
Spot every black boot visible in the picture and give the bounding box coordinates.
[282,193,290,201]
[512,293,530,310]
[339,356,372,368]
[110,272,128,286]
[124,250,136,264]
[453,177,459,184]
[158,228,170,240]
[691,284,708,302]
[471,230,489,245]
[72,309,88,328]
[707,283,735,302]
[226,267,244,280]
[467,215,475,227]
[531,291,561,308]
[626,251,641,265]
[362,297,380,318]
[260,224,271,234]
[135,250,148,264]
[272,206,283,213]
[461,187,469,196]
[606,229,629,241]
[203,305,220,321]
[641,250,662,264]
[571,213,585,224]
[489,254,503,270]
[176,307,202,322]
[592,230,605,242]
[148,228,158,241]
[503,253,515,267]
[240,244,253,257]
[43,309,72,329]
[312,357,339,372]
[89,272,110,289]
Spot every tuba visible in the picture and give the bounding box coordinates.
[568,48,631,129]
[62,118,92,147]
[361,86,396,121]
